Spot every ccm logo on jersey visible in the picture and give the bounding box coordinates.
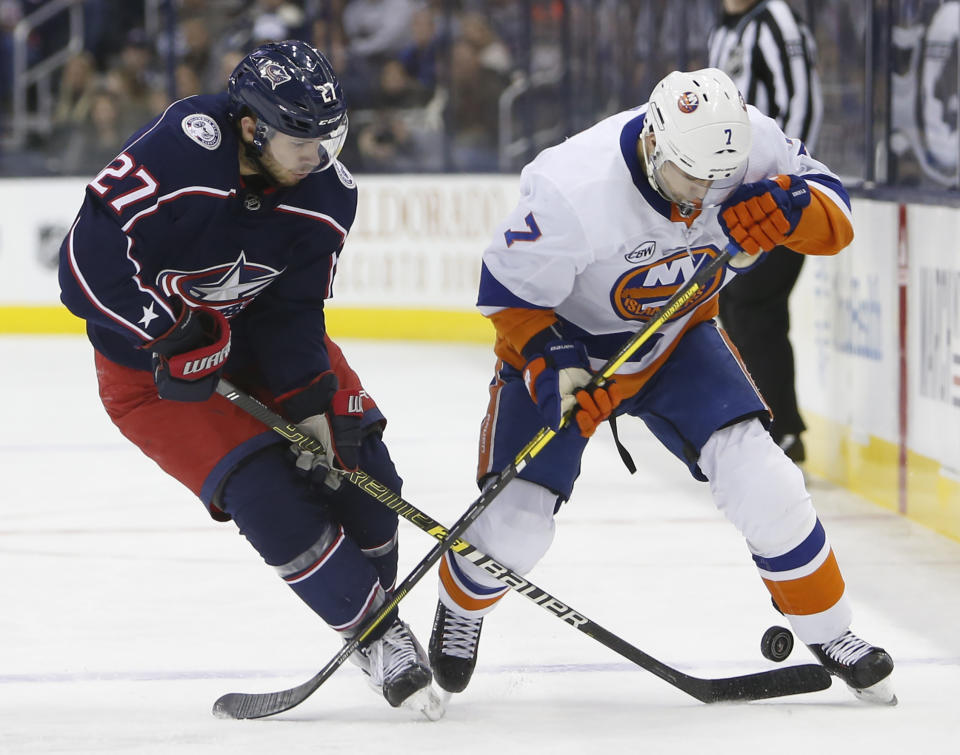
[610,246,724,322]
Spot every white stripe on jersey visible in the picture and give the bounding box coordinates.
[66,217,174,340]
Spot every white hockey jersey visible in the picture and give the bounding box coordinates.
[477,104,852,397]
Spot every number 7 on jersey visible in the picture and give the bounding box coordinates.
[504,212,542,247]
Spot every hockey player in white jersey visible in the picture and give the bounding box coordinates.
[429,68,895,705]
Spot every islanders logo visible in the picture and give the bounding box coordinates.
[677,91,699,113]
[610,247,724,322]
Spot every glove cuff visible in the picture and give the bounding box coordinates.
[279,372,338,422]
[520,323,566,361]
[330,387,375,418]
[144,299,227,356]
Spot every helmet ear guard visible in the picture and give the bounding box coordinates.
[642,68,752,211]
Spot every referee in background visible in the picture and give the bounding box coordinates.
[708,0,822,464]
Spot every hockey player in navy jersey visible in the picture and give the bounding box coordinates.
[58,40,441,717]
[428,68,896,705]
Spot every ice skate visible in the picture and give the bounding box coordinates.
[357,619,445,720]
[808,629,896,705]
[429,601,484,694]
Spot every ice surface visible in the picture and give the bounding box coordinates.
[1,336,957,754]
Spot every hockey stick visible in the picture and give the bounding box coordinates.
[211,244,734,719]
[210,244,827,715]
[214,382,831,704]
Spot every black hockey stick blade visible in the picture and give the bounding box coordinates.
[213,675,323,720]
[212,607,372,719]
[695,665,832,703]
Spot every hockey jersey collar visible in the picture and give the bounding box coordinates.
[618,111,673,221]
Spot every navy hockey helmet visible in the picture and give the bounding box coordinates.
[228,40,348,173]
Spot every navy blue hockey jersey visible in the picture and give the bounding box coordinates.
[59,92,359,396]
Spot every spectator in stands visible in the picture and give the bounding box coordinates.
[445,38,506,171]
[103,28,163,135]
[252,0,307,40]
[357,110,442,172]
[307,11,370,109]
[1,1,23,129]
[179,16,216,90]
[343,0,420,65]
[356,58,443,172]
[174,61,203,99]
[398,6,444,96]
[51,50,99,133]
[459,10,512,77]
[215,48,245,89]
[378,58,431,108]
[55,85,124,176]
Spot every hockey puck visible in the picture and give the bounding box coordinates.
[760,625,794,662]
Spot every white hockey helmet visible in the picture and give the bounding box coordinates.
[641,68,752,213]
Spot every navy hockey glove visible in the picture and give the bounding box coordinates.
[144,300,231,402]
[719,175,811,269]
[521,338,622,438]
[281,372,373,490]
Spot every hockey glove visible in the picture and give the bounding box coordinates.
[281,372,372,490]
[145,299,231,402]
[522,339,622,438]
[719,175,811,269]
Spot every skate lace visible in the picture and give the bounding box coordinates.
[821,630,873,666]
[441,610,482,660]
[380,623,422,684]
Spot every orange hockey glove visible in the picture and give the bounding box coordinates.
[522,339,622,438]
[719,175,811,265]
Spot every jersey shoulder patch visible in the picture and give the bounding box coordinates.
[333,160,356,189]
[181,113,222,151]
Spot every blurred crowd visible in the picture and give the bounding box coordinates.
[0,0,722,177]
[5,1,937,189]
[0,0,549,176]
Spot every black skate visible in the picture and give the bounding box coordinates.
[356,619,445,719]
[429,601,483,693]
[808,629,896,705]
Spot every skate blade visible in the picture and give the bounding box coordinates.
[851,675,897,706]
[401,684,446,721]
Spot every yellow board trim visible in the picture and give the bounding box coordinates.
[804,411,960,542]
[0,305,495,343]
[4,306,956,541]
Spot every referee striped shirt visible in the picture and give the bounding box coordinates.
[707,0,822,150]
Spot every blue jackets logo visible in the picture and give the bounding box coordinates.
[157,251,281,317]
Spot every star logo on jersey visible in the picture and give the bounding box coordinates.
[156,252,282,318]
[138,302,160,329]
[610,246,724,322]
[258,61,291,89]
